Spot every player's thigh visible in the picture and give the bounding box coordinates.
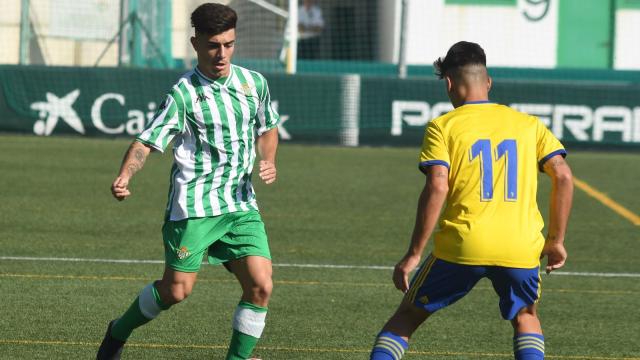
[406,254,486,314]
[208,210,272,266]
[487,266,541,320]
[162,216,233,272]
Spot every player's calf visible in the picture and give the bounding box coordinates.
[97,282,172,360]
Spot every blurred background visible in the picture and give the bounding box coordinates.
[0,0,639,148]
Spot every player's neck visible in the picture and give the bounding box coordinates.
[460,91,489,105]
[196,64,231,81]
[450,85,489,108]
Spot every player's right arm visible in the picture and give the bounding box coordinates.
[111,141,152,201]
[111,88,184,201]
[393,165,449,292]
[541,154,573,273]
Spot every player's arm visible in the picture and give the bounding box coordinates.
[111,140,153,201]
[256,127,278,185]
[393,165,449,292]
[541,154,573,274]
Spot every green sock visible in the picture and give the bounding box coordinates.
[226,330,260,360]
[225,301,268,360]
[111,283,170,341]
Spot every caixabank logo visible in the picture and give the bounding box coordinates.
[29,89,159,136]
[30,90,84,136]
[28,90,292,139]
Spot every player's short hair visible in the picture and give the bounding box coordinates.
[434,41,486,79]
[191,3,237,35]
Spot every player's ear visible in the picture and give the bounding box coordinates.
[190,36,197,51]
[487,76,492,93]
[445,76,453,92]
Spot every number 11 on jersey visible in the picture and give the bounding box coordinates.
[469,139,518,202]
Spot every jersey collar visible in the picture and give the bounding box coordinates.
[464,100,492,105]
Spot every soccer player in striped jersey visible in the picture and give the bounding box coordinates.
[369,41,574,360]
[97,4,278,360]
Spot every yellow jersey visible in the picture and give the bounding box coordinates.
[419,102,566,268]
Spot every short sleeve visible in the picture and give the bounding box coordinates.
[254,76,280,136]
[419,121,450,174]
[535,116,566,171]
[136,93,184,153]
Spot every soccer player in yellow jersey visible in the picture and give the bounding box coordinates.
[370,41,574,360]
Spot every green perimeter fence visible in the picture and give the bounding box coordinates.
[1,64,639,148]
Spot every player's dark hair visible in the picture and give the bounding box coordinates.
[191,3,237,35]
[434,41,486,79]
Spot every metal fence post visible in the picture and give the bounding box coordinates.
[19,0,31,65]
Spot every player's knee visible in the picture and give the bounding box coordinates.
[169,287,191,304]
[512,305,539,327]
[382,303,430,338]
[401,303,430,327]
[250,278,273,303]
[158,282,193,305]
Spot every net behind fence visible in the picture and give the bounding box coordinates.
[1,0,172,68]
[0,0,639,149]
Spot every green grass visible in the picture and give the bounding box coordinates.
[0,135,639,359]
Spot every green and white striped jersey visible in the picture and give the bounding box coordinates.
[137,65,279,221]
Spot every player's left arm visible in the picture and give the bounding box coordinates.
[256,127,278,185]
[541,154,573,273]
[393,165,449,292]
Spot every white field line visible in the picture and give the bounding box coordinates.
[0,256,639,278]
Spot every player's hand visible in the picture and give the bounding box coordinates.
[259,160,277,185]
[393,253,421,293]
[541,241,567,274]
[111,176,131,201]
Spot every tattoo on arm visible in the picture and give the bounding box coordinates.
[548,156,566,169]
[123,144,147,178]
[544,155,567,175]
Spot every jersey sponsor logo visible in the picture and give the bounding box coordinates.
[29,90,159,136]
[391,100,640,143]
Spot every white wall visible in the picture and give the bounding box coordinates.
[0,0,120,66]
[404,0,558,68]
[0,1,21,64]
[614,9,640,70]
